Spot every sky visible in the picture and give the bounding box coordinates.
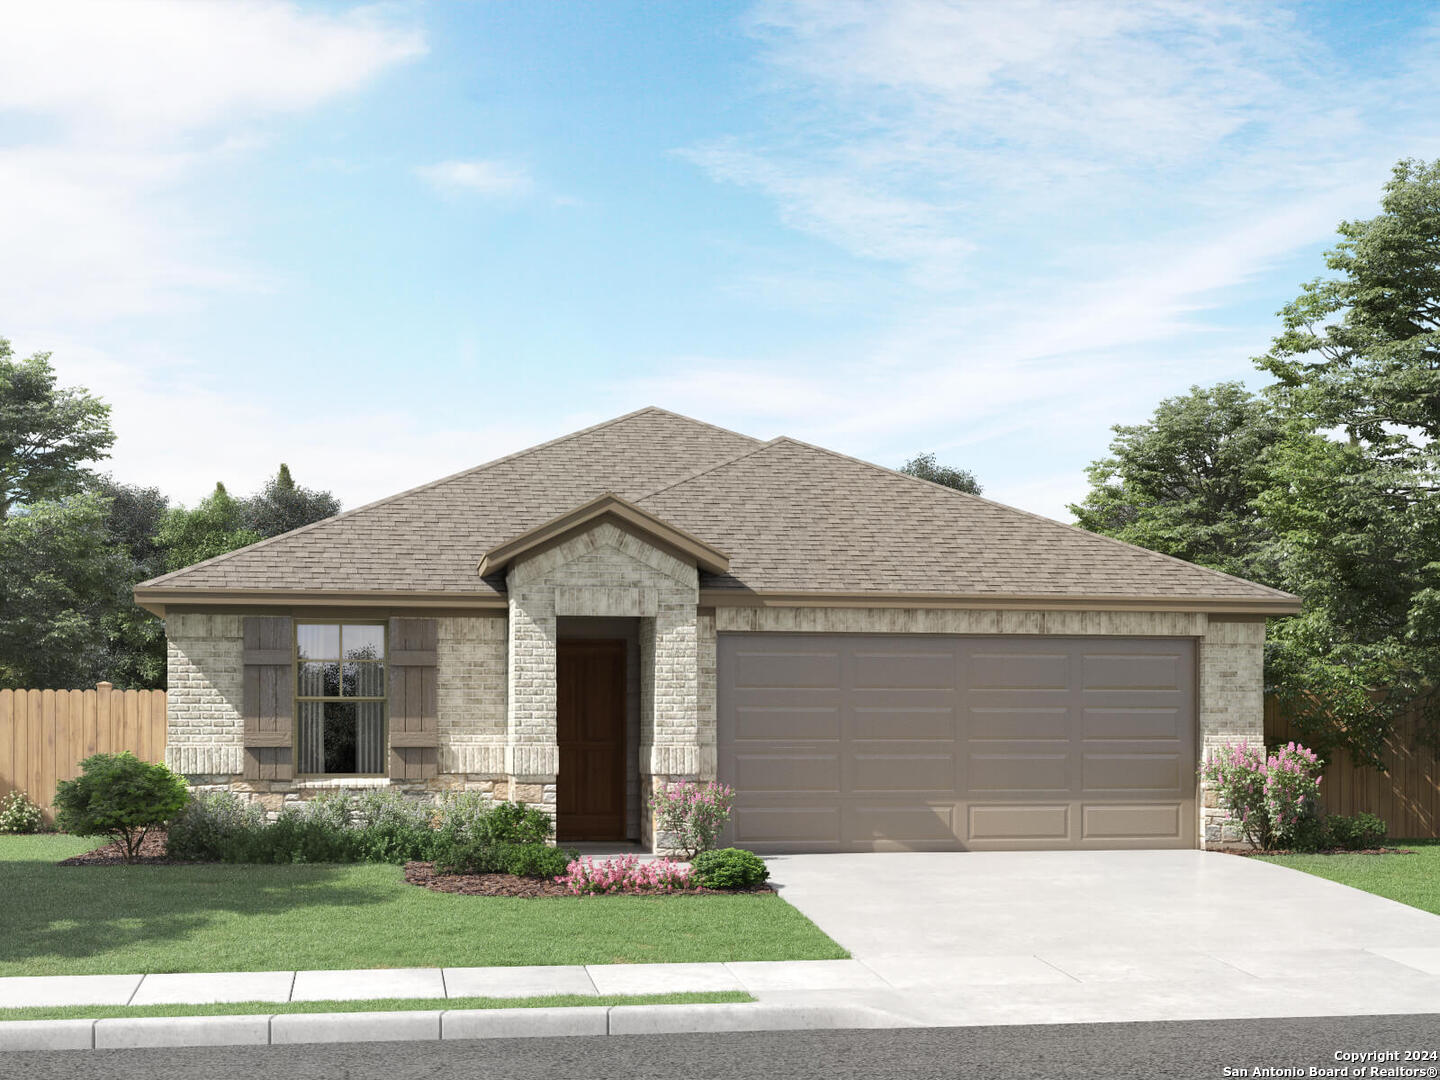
[3,0,1439,522]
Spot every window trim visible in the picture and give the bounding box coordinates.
[294,619,389,779]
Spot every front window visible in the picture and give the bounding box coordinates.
[296,623,387,775]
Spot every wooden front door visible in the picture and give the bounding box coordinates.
[556,639,627,841]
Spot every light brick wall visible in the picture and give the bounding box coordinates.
[713,605,1266,849]
[165,613,245,775]
[437,614,507,776]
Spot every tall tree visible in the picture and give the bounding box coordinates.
[0,493,129,688]
[899,453,983,495]
[94,479,171,688]
[157,482,262,572]
[243,462,341,538]
[1068,382,1284,581]
[0,340,114,519]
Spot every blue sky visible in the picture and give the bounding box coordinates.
[4,0,1439,521]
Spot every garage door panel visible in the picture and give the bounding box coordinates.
[849,747,955,792]
[1082,752,1182,793]
[718,633,1195,852]
[731,751,840,793]
[968,706,1070,740]
[731,649,840,689]
[846,803,957,845]
[852,705,955,739]
[731,705,840,740]
[1082,653,1181,691]
[1082,803,1182,840]
[968,804,1070,842]
[968,652,1069,690]
[968,751,1071,793]
[853,651,956,690]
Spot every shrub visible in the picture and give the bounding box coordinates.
[474,801,552,846]
[0,790,45,834]
[352,789,436,863]
[53,752,190,861]
[165,790,264,861]
[1200,740,1322,851]
[692,847,768,890]
[648,781,734,859]
[1326,812,1388,851]
[559,854,695,894]
[431,836,576,878]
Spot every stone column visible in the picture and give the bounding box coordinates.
[504,575,559,820]
[1197,617,1267,847]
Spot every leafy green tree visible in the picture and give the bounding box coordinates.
[0,340,114,519]
[899,452,982,495]
[157,482,262,572]
[1069,382,1284,581]
[53,752,190,861]
[243,463,340,538]
[94,478,170,688]
[0,492,130,688]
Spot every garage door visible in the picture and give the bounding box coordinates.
[717,634,1196,852]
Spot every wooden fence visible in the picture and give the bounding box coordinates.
[1265,697,1440,839]
[0,684,167,817]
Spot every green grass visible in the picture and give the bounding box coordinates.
[0,835,845,977]
[0,991,752,1023]
[1256,839,1440,915]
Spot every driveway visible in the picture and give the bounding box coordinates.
[766,850,1440,1026]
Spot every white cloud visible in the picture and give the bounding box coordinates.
[663,0,1440,518]
[0,1,424,325]
[414,159,533,197]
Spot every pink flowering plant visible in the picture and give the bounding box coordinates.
[1201,740,1322,850]
[648,781,734,859]
[558,854,695,895]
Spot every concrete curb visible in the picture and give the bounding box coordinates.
[0,1001,913,1051]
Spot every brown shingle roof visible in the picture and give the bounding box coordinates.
[139,407,1297,608]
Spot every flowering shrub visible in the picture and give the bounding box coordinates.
[0,790,45,834]
[648,781,734,859]
[1201,740,1322,850]
[559,854,695,894]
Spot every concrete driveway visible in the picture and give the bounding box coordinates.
[766,851,1440,1026]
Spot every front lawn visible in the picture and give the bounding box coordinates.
[0,836,845,977]
[1256,839,1440,915]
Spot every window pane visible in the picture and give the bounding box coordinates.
[356,702,385,774]
[343,661,385,698]
[299,661,340,698]
[297,701,325,774]
[322,702,357,774]
[343,625,385,660]
[297,624,339,661]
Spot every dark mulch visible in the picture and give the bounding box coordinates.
[57,831,184,866]
[403,861,776,898]
[1218,845,1415,857]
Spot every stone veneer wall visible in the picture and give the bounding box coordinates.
[505,521,701,842]
[165,613,246,776]
[710,605,1265,849]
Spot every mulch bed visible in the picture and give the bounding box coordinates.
[1217,845,1414,857]
[403,861,776,898]
[57,831,183,866]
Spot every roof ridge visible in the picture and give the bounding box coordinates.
[745,436,1301,602]
[636,406,766,449]
[138,406,682,589]
[635,436,786,501]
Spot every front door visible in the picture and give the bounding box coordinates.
[556,639,627,841]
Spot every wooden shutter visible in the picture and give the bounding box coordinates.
[243,616,294,780]
[388,617,439,779]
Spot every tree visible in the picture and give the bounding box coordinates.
[899,453,982,495]
[94,478,171,688]
[0,340,114,519]
[156,482,262,572]
[1068,383,1284,581]
[243,463,340,538]
[0,492,130,688]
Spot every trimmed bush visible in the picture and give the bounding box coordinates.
[692,847,768,890]
[0,790,45,834]
[53,752,189,861]
[352,789,437,863]
[1326,812,1388,851]
[431,836,576,878]
[165,790,265,861]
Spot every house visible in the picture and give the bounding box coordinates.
[135,408,1300,852]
